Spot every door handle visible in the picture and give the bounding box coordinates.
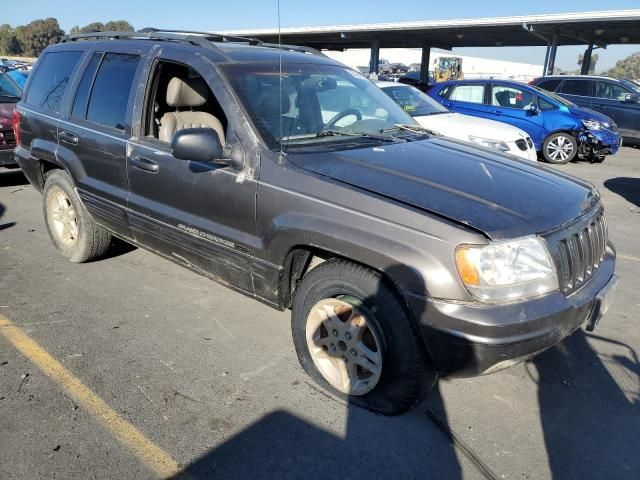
[130,156,159,173]
[58,130,78,145]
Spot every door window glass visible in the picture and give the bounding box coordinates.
[539,97,556,111]
[491,85,535,109]
[71,53,102,119]
[86,53,140,130]
[449,85,484,104]
[596,81,632,101]
[558,79,594,97]
[536,79,562,92]
[24,51,83,112]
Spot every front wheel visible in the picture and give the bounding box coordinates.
[291,260,436,415]
[542,133,578,164]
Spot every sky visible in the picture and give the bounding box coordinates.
[4,0,640,71]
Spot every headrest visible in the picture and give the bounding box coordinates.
[257,86,291,115]
[166,77,209,108]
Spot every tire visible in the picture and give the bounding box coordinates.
[542,132,578,164]
[43,170,112,263]
[291,259,436,415]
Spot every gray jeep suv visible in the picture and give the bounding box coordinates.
[14,30,618,414]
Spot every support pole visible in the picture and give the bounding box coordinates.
[542,42,550,77]
[369,38,380,76]
[581,41,594,75]
[420,46,431,83]
[546,33,558,76]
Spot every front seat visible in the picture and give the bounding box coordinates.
[159,77,225,146]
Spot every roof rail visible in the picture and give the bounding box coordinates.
[61,29,326,57]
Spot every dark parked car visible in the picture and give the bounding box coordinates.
[0,69,24,167]
[530,75,640,145]
[398,70,433,92]
[429,79,621,164]
[14,31,618,414]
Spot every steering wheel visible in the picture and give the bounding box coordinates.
[325,109,362,129]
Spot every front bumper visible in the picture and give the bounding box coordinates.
[579,128,621,157]
[0,148,17,166]
[407,245,616,377]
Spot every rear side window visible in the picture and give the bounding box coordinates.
[71,53,102,119]
[86,53,140,130]
[558,79,594,97]
[536,79,562,92]
[25,51,83,112]
[449,84,485,104]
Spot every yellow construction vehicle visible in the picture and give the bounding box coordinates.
[433,57,463,82]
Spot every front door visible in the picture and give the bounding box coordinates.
[594,80,640,140]
[126,45,257,294]
[487,83,544,142]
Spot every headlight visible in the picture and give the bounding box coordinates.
[468,135,510,152]
[582,119,602,130]
[455,236,558,303]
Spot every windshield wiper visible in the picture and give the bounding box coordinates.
[385,124,440,136]
[279,129,402,143]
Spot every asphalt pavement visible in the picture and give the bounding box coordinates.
[1,148,639,480]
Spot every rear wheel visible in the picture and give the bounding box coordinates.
[291,259,436,415]
[43,170,112,263]
[543,133,577,164]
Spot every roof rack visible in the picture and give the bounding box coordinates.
[61,29,326,57]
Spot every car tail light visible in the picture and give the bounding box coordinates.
[12,109,20,146]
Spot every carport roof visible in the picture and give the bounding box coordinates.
[223,10,640,50]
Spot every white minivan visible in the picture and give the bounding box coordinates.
[377,81,538,161]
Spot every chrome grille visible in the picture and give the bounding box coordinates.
[547,210,607,294]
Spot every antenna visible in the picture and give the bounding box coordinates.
[277,0,286,160]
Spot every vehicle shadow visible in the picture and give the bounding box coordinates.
[98,237,138,261]
[531,330,640,479]
[0,168,28,188]
[172,263,464,479]
[603,177,640,208]
[0,201,15,230]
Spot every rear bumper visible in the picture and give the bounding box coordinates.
[0,148,17,166]
[407,244,616,377]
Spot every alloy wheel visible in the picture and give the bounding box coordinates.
[546,135,574,162]
[47,187,79,247]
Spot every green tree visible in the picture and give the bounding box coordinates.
[0,24,21,55]
[69,25,81,34]
[104,20,134,32]
[79,22,105,33]
[15,18,64,57]
[602,52,640,80]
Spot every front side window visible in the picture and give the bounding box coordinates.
[24,51,83,112]
[382,85,448,117]
[558,79,594,97]
[449,84,485,104]
[86,53,140,130]
[222,63,414,149]
[596,81,632,101]
[491,85,535,109]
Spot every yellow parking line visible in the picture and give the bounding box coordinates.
[618,254,640,263]
[0,314,181,479]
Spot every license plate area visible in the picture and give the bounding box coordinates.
[586,274,619,331]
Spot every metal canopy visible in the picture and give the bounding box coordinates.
[224,10,640,50]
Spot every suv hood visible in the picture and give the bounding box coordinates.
[288,138,598,239]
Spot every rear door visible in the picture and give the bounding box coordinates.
[443,82,491,118]
[58,45,146,238]
[594,80,640,139]
[488,83,544,141]
[556,78,595,109]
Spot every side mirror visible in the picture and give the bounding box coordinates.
[171,128,244,170]
[624,93,640,103]
[528,103,540,115]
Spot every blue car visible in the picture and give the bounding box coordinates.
[428,79,621,164]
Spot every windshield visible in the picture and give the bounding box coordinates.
[620,79,640,94]
[222,63,415,149]
[0,72,22,98]
[381,84,448,117]
[530,85,575,108]
[6,69,27,89]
